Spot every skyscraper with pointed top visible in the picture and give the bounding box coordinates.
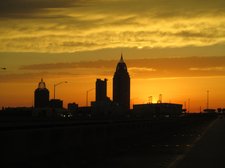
[34,78,49,108]
[113,54,130,111]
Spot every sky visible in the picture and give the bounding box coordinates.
[0,0,225,111]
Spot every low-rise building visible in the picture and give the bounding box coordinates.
[133,103,183,118]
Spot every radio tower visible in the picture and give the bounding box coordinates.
[157,94,162,103]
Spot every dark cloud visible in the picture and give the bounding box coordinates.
[127,57,225,78]
[90,0,225,19]
[61,41,98,47]
[0,0,84,18]
[20,60,117,70]
[148,0,225,18]
[19,56,225,78]
[0,71,78,83]
[1,0,225,19]
[1,56,225,83]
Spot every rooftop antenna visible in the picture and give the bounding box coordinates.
[148,96,152,104]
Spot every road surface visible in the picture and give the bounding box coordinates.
[172,115,225,168]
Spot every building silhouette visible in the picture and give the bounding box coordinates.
[113,55,130,111]
[96,78,107,102]
[91,78,115,117]
[34,78,49,108]
[133,103,182,118]
[68,102,78,111]
[49,99,63,109]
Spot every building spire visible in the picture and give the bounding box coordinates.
[119,53,124,63]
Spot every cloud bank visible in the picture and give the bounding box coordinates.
[15,56,225,80]
[0,0,225,53]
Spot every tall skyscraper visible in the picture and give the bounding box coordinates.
[34,78,49,108]
[113,55,130,111]
[96,78,107,102]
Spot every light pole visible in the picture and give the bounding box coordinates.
[206,90,209,110]
[54,81,68,99]
[86,88,94,106]
[188,98,190,113]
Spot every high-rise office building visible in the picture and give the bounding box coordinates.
[34,78,49,108]
[96,78,107,102]
[113,55,130,111]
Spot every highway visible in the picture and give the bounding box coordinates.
[171,115,225,168]
[0,114,218,168]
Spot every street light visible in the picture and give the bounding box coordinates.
[86,88,94,106]
[54,81,68,99]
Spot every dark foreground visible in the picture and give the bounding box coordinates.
[0,114,218,168]
[171,115,225,168]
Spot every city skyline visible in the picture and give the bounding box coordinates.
[0,0,225,111]
[1,55,225,111]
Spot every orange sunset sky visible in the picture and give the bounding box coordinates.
[0,0,225,112]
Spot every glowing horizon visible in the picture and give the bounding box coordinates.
[1,56,225,112]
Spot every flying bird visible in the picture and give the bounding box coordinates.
[1,67,6,70]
